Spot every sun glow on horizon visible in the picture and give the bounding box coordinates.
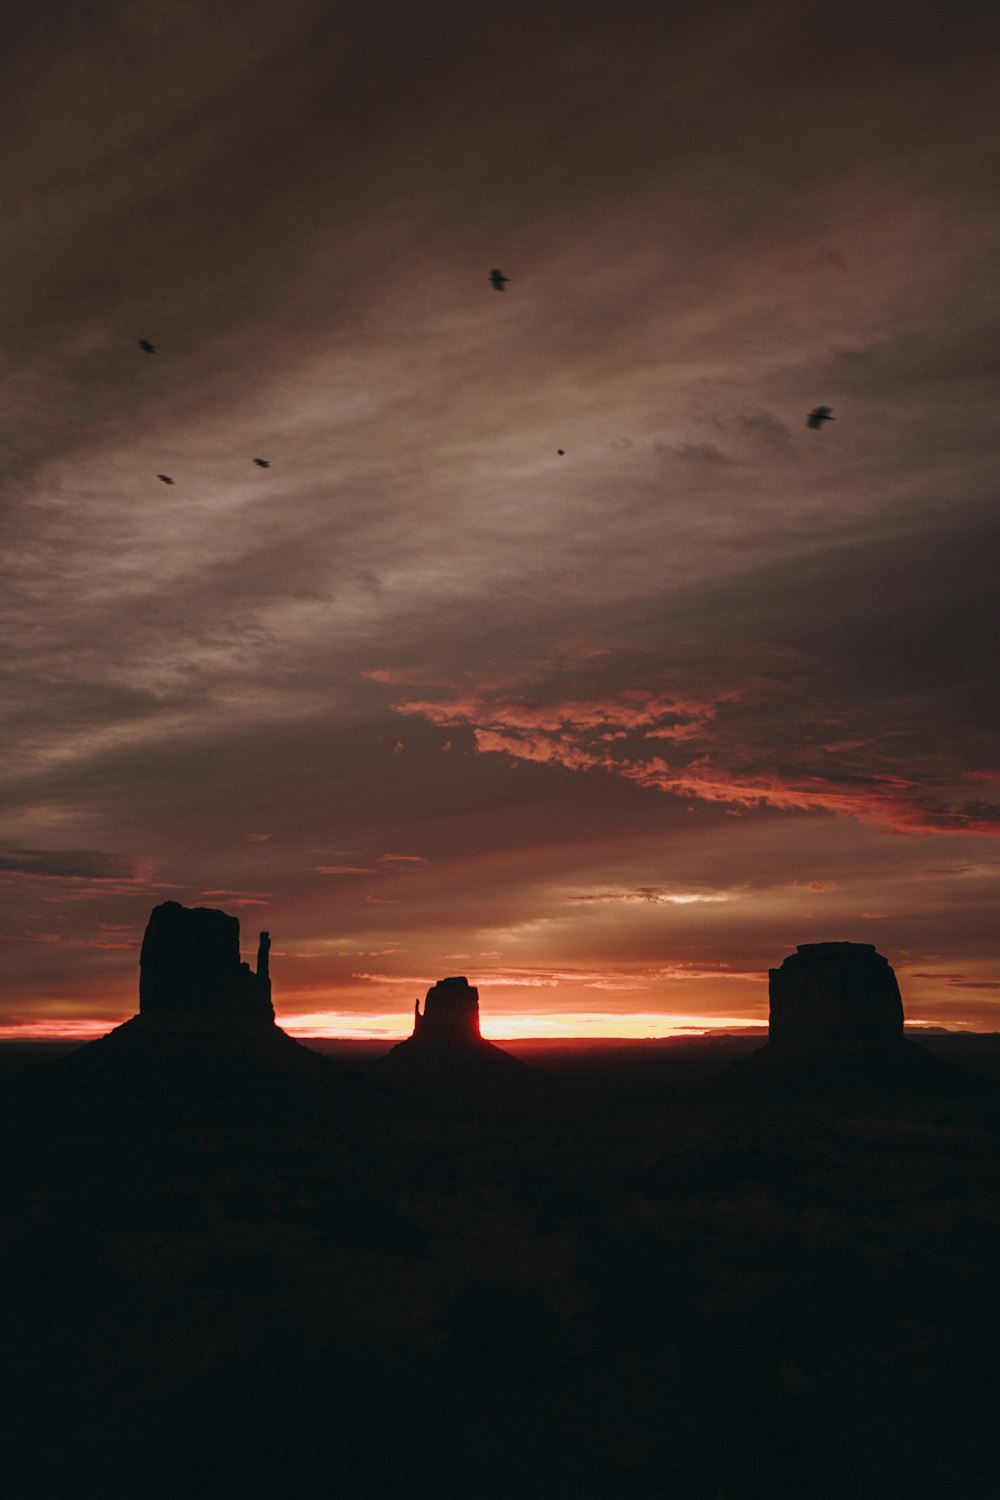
[0,1009,773,1042]
[0,1003,982,1044]
[278,1008,769,1040]
[0,1018,120,1041]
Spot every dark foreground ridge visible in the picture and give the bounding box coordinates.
[375,976,530,1079]
[53,900,337,1082]
[732,941,963,1092]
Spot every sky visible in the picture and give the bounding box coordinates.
[2,0,999,1039]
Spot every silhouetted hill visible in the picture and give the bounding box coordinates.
[43,901,344,1095]
[374,976,533,1083]
[729,943,975,1100]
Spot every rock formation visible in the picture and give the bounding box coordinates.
[768,942,904,1049]
[138,900,274,1032]
[413,975,483,1041]
[376,976,529,1080]
[56,901,335,1081]
[733,940,953,1090]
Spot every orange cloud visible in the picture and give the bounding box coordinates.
[382,674,1000,838]
[392,687,728,736]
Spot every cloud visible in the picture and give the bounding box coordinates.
[381,622,1000,838]
[350,960,767,991]
[0,843,132,881]
[391,687,728,738]
[571,888,733,906]
[2,0,1000,1030]
[909,973,1000,991]
[199,888,272,907]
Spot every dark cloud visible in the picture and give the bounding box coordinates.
[0,843,132,881]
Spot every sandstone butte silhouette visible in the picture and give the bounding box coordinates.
[57,900,336,1080]
[732,940,960,1090]
[374,975,530,1079]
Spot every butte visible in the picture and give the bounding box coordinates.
[731,940,961,1093]
[374,976,531,1083]
[52,899,338,1086]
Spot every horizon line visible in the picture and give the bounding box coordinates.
[0,1014,981,1044]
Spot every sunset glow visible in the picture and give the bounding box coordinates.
[0,1010,761,1043]
[280,1009,767,1041]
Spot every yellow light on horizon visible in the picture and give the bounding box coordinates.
[278,1008,768,1040]
[0,1006,770,1042]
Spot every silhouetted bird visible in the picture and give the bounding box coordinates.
[156,474,175,485]
[807,406,835,429]
[138,339,156,353]
[253,458,271,468]
[489,269,510,291]
[557,449,565,455]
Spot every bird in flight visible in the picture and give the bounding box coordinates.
[156,474,175,485]
[138,338,156,353]
[489,269,510,291]
[253,458,271,468]
[807,406,835,429]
